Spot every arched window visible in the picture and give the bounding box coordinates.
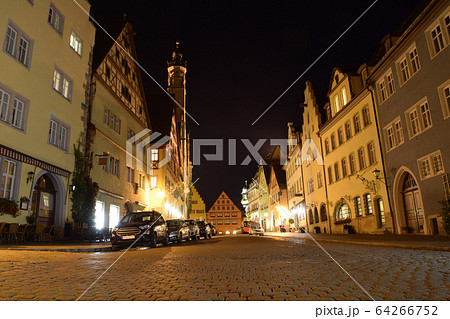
[320,204,327,222]
[376,198,385,227]
[335,204,350,221]
[314,207,319,224]
[308,209,314,224]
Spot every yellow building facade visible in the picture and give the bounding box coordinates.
[319,68,393,234]
[0,0,95,237]
[189,185,206,221]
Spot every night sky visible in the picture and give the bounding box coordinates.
[90,0,424,209]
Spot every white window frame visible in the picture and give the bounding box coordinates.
[362,106,371,127]
[358,148,366,170]
[341,87,347,106]
[48,3,64,35]
[349,153,356,174]
[337,127,344,145]
[367,142,376,165]
[0,159,17,200]
[405,97,433,139]
[417,150,445,180]
[345,121,352,140]
[0,82,29,132]
[52,66,73,101]
[353,113,361,134]
[341,158,348,178]
[48,116,70,151]
[425,6,450,59]
[396,43,421,86]
[3,21,33,68]
[150,176,157,189]
[437,78,450,119]
[376,68,395,103]
[69,31,83,56]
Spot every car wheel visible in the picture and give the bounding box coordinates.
[178,232,183,244]
[163,234,169,246]
[208,233,212,239]
[149,234,157,248]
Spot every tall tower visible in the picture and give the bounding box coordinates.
[167,42,188,218]
[167,42,187,121]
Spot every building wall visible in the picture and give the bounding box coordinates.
[0,0,95,236]
[189,185,206,221]
[320,77,393,234]
[370,0,450,234]
[206,191,243,234]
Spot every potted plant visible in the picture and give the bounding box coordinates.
[0,198,20,218]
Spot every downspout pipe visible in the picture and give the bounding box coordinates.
[368,85,396,234]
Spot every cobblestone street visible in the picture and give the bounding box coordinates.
[0,235,448,301]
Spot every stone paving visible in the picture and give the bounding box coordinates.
[0,235,448,301]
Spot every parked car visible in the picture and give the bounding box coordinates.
[207,223,217,236]
[249,222,264,236]
[111,211,168,250]
[166,219,190,243]
[232,226,243,234]
[185,219,200,240]
[196,220,211,239]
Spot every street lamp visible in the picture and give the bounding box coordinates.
[373,169,381,179]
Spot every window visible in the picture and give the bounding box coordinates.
[337,128,344,145]
[4,26,17,56]
[341,87,347,106]
[104,109,109,125]
[405,98,433,138]
[417,150,445,179]
[349,153,356,174]
[335,204,350,221]
[386,126,395,150]
[425,9,450,58]
[217,213,223,217]
[70,32,82,55]
[0,159,17,200]
[409,47,420,74]
[399,57,410,83]
[52,67,72,100]
[210,212,215,217]
[324,139,330,154]
[48,4,64,34]
[354,197,362,217]
[317,171,323,189]
[232,212,237,217]
[127,128,135,140]
[378,79,387,102]
[217,220,223,225]
[3,23,33,67]
[48,117,69,151]
[327,166,333,184]
[353,114,361,133]
[307,178,314,194]
[126,167,134,183]
[341,158,348,178]
[334,162,340,181]
[330,134,336,150]
[384,117,404,151]
[334,94,340,113]
[438,80,450,119]
[345,121,352,140]
[367,142,376,165]
[395,120,404,145]
[0,89,10,122]
[358,148,366,170]
[232,220,237,225]
[151,149,159,161]
[224,212,230,217]
[150,176,157,188]
[363,194,373,215]
[387,73,395,96]
[138,174,145,189]
[109,157,119,177]
[362,106,371,127]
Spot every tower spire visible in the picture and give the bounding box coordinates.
[168,41,185,67]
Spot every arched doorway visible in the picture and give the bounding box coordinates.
[314,207,319,224]
[320,204,327,222]
[308,209,314,224]
[402,173,423,233]
[31,175,56,226]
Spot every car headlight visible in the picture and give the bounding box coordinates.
[139,225,150,230]
[233,231,237,234]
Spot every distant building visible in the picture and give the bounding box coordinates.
[189,185,206,221]
[207,191,243,234]
[368,0,450,235]
[0,0,95,237]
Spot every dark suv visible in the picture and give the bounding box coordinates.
[111,211,168,250]
[196,220,211,239]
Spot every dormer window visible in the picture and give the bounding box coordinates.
[334,94,340,113]
[341,87,347,106]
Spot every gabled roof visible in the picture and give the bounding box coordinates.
[92,19,126,72]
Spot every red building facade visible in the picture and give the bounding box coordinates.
[207,191,243,234]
